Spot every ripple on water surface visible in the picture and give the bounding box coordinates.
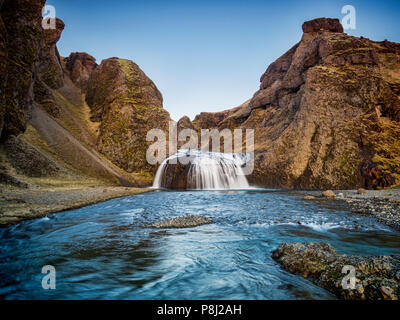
[0,190,399,299]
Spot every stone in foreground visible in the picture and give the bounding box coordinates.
[147,216,213,229]
[272,242,400,300]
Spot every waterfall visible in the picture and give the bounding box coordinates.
[152,149,250,190]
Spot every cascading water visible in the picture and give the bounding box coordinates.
[153,149,250,190]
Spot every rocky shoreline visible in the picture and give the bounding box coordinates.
[0,185,151,227]
[276,189,400,300]
[300,188,400,231]
[272,242,400,300]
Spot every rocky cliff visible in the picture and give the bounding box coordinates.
[0,0,46,138]
[190,18,400,190]
[1,8,399,191]
[85,57,171,174]
[0,0,169,189]
[65,52,97,91]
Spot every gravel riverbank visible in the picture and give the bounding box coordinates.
[0,185,152,226]
[300,189,400,231]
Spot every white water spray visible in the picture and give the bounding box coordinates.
[153,149,250,190]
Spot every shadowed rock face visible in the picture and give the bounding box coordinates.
[65,52,98,91]
[192,18,400,190]
[0,9,6,138]
[86,58,171,174]
[272,242,400,300]
[36,18,65,89]
[0,0,46,139]
[156,157,191,189]
[34,17,65,118]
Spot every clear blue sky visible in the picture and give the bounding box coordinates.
[47,0,400,121]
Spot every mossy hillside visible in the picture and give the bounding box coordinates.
[363,114,400,187]
[87,57,171,176]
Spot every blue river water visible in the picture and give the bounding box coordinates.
[1,189,399,299]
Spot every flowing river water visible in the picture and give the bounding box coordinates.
[1,189,399,299]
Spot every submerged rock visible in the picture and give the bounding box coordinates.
[303,196,316,200]
[272,242,400,300]
[147,215,212,228]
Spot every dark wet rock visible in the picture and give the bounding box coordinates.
[147,215,212,229]
[272,242,400,300]
[156,154,194,189]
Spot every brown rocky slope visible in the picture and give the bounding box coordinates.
[0,0,171,192]
[0,0,177,226]
[189,18,400,190]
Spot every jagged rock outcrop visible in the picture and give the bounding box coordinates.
[193,18,400,189]
[65,52,97,91]
[36,17,65,89]
[193,110,232,129]
[86,57,171,174]
[177,116,195,131]
[34,17,65,117]
[302,17,344,34]
[0,0,46,139]
[0,4,7,139]
[272,242,400,300]
[176,116,198,149]
[0,3,156,188]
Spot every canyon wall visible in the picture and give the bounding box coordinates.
[188,18,400,189]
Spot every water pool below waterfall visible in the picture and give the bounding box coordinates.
[1,189,400,299]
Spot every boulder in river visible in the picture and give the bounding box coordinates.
[322,190,336,198]
[147,215,213,229]
[272,242,400,300]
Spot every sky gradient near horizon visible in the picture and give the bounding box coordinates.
[47,0,400,121]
